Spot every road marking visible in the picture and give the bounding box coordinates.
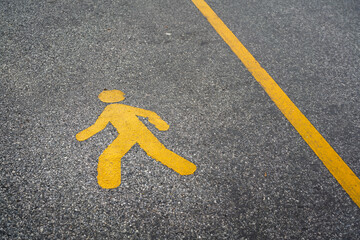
[76,89,196,189]
[191,0,360,207]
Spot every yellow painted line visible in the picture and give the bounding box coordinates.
[76,90,196,189]
[191,0,360,207]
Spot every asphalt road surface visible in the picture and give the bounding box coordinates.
[1,0,359,239]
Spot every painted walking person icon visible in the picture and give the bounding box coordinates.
[76,89,196,188]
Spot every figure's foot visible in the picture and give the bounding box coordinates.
[175,161,197,175]
[98,175,121,189]
[98,179,121,189]
[97,159,121,189]
[143,147,197,176]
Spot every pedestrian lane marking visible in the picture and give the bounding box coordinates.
[76,90,196,189]
[191,0,360,207]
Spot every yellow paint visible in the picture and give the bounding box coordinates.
[191,0,360,207]
[76,90,196,189]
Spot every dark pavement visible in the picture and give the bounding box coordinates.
[1,0,359,239]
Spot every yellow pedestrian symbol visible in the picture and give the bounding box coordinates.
[76,89,196,189]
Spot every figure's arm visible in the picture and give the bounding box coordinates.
[75,110,109,141]
[134,107,169,131]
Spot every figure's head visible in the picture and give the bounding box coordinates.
[98,89,125,103]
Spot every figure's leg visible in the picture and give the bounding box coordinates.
[97,137,135,189]
[137,133,196,175]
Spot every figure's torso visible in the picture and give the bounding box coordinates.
[103,104,148,135]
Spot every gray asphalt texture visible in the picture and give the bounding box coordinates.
[1,0,359,239]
